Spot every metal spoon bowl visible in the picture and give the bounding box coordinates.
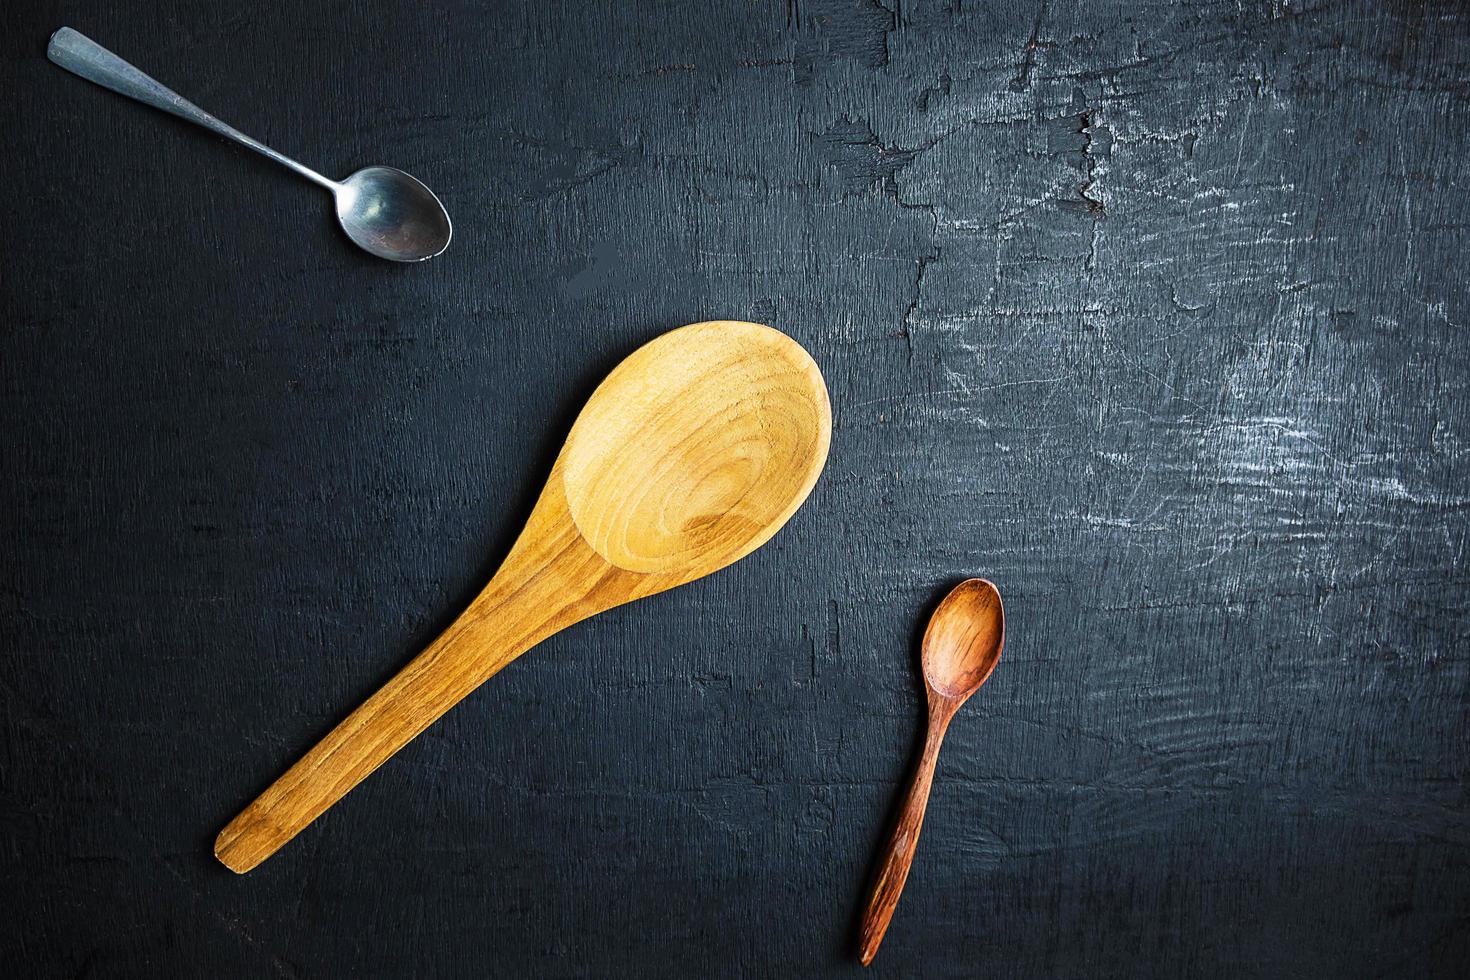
[48,28,451,262]
[335,167,453,262]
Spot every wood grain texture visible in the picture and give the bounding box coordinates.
[858,698,952,966]
[3,1,1469,977]
[215,321,831,872]
[858,578,1003,964]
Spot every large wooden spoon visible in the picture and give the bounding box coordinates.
[215,320,831,873]
[857,578,1005,965]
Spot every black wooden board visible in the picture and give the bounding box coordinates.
[4,1,1468,976]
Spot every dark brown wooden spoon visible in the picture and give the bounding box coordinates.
[857,578,1005,966]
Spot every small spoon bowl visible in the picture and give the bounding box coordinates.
[334,166,452,262]
[922,578,1005,701]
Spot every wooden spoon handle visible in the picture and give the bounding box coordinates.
[857,703,952,965]
[213,597,547,873]
[214,471,636,874]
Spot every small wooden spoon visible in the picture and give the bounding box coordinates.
[857,578,1005,965]
[215,320,831,873]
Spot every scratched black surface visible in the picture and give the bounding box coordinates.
[3,1,1469,976]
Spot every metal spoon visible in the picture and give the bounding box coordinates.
[857,578,1006,966]
[47,27,452,262]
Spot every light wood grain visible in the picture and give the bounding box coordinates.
[214,321,831,873]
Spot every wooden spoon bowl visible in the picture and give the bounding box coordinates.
[563,322,828,577]
[215,320,831,873]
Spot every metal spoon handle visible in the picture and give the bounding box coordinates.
[47,27,337,190]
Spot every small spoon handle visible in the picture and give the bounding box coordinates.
[857,699,953,966]
[47,27,337,190]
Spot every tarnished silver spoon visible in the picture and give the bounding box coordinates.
[47,27,452,262]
